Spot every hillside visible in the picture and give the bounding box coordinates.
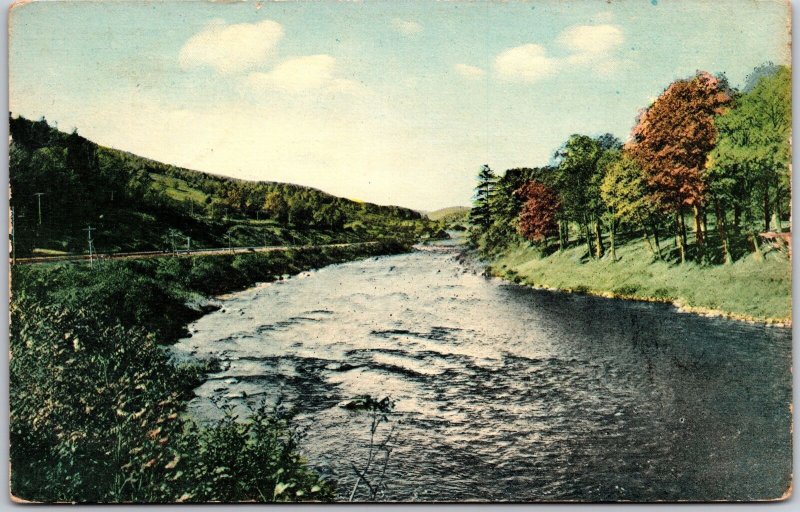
[427,206,470,221]
[9,116,437,257]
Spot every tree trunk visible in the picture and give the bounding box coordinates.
[641,223,656,256]
[702,209,708,238]
[594,218,605,258]
[693,204,705,261]
[680,212,688,251]
[582,215,592,258]
[609,219,617,262]
[733,203,741,234]
[774,185,783,232]
[651,219,662,260]
[763,188,771,232]
[675,209,686,263]
[714,199,732,265]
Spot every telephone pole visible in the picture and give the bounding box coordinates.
[33,192,44,225]
[83,225,95,267]
[167,229,177,255]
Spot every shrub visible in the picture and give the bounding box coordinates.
[10,300,332,503]
[613,284,640,296]
[651,287,676,300]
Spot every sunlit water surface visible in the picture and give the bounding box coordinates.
[172,246,791,502]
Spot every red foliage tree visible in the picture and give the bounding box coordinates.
[627,71,732,262]
[515,180,561,243]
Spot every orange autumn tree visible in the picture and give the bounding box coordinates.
[627,72,732,263]
[516,180,561,244]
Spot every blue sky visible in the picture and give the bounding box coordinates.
[9,0,790,210]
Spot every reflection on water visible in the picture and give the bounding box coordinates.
[172,247,792,502]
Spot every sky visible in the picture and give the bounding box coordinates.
[9,0,791,211]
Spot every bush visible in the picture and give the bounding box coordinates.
[651,287,676,300]
[10,300,332,503]
[613,284,640,296]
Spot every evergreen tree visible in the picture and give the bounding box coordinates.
[469,164,497,231]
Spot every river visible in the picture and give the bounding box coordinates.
[171,245,792,502]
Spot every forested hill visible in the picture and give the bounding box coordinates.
[9,116,434,257]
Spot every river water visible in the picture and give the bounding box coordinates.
[171,245,792,502]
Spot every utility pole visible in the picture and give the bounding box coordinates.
[83,225,95,268]
[33,192,44,225]
[167,229,178,255]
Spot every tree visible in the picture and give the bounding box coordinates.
[516,181,561,243]
[469,165,497,232]
[552,135,600,256]
[553,134,620,258]
[600,152,661,260]
[627,71,732,263]
[262,192,289,223]
[710,65,790,235]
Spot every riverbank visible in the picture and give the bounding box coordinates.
[10,240,411,503]
[486,239,791,326]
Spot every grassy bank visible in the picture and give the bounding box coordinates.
[488,238,791,325]
[10,241,410,503]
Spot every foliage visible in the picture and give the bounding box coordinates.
[600,153,653,225]
[552,134,620,221]
[709,65,791,231]
[10,300,332,503]
[469,165,498,234]
[628,72,732,213]
[515,181,561,243]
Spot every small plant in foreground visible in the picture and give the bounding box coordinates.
[341,395,398,502]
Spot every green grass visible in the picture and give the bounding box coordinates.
[148,173,209,204]
[490,237,791,323]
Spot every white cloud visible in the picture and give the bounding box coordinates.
[558,24,625,76]
[249,54,334,91]
[494,44,558,83]
[179,19,284,74]
[391,18,423,36]
[454,63,485,79]
[245,54,367,95]
[558,24,624,57]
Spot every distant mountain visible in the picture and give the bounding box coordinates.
[427,206,470,222]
